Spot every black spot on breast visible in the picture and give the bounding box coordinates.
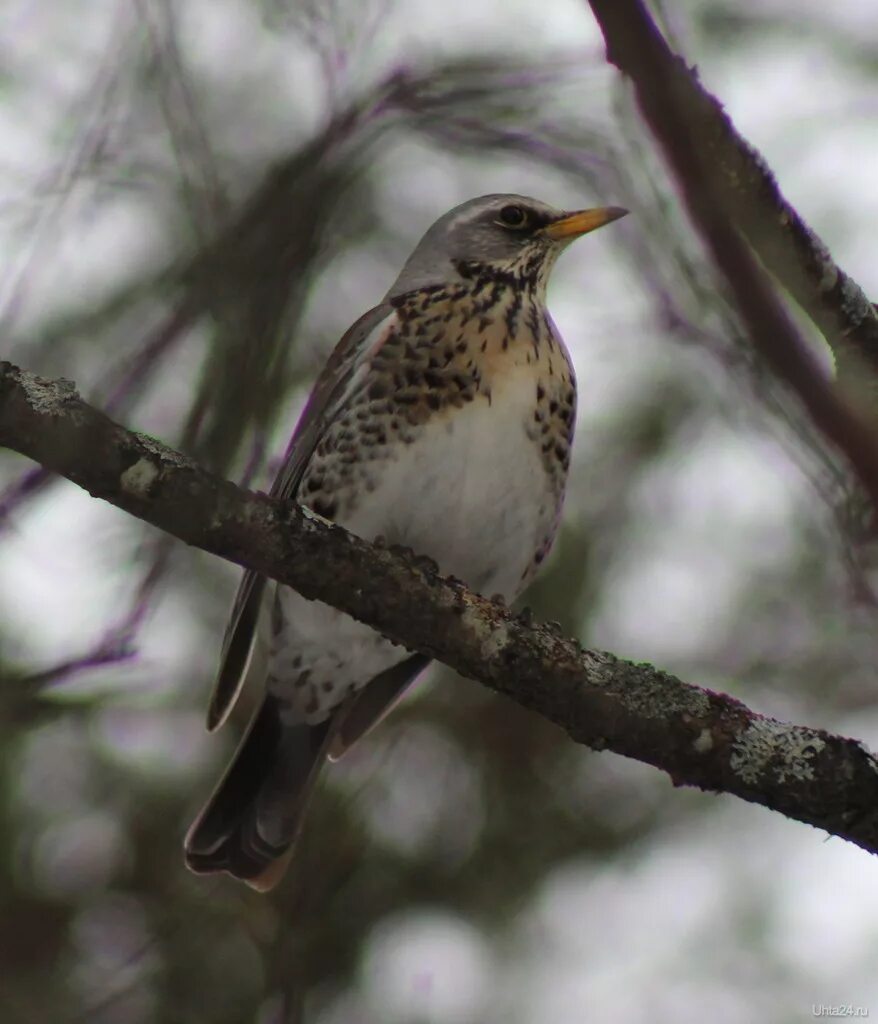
[505,286,523,335]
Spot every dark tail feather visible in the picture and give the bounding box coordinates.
[184,696,333,891]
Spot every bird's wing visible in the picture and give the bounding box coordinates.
[206,302,399,731]
[328,653,431,760]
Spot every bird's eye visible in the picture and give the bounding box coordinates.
[497,204,530,229]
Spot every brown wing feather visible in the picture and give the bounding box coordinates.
[205,302,398,731]
[207,572,267,731]
[328,654,431,761]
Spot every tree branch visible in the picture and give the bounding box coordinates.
[3,359,878,854]
[586,0,878,511]
[593,0,878,374]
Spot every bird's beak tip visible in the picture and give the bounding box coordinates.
[544,205,629,241]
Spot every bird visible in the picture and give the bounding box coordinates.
[184,194,627,890]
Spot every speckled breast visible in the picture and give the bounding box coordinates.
[298,278,576,598]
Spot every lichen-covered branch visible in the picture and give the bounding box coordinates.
[586,0,878,513]
[3,358,878,854]
[588,0,878,388]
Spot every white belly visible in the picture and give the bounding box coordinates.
[346,378,548,596]
[270,371,555,721]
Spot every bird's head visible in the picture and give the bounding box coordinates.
[387,194,627,300]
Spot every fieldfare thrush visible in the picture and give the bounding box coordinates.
[184,194,627,889]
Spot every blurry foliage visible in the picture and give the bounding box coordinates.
[1,2,877,1023]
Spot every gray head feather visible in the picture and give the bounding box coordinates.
[386,194,567,300]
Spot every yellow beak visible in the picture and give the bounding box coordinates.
[542,206,629,241]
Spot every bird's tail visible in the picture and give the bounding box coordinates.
[184,695,332,891]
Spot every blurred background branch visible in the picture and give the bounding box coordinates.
[594,0,878,389]
[588,0,878,519]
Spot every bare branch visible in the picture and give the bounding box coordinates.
[586,0,878,512]
[0,302,194,531]
[3,359,878,856]
[589,0,878,384]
